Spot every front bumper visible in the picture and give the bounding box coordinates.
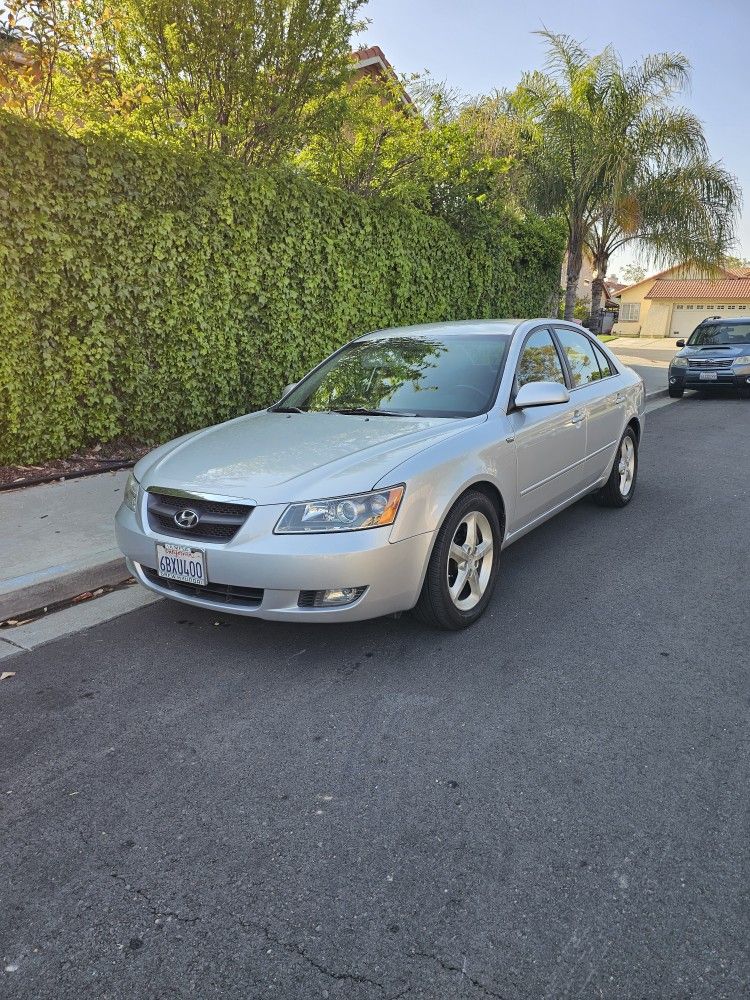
[670,369,750,391]
[115,499,434,622]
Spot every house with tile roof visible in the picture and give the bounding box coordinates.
[611,263,750,338]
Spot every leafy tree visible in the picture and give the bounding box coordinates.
[0,0,367,163]
[721,254,750,271]
[0,1,116,122]
[621,262,646,285]
[298,74,430,202]
[114,0,367,163]
[299,72,510,228]
[452,89,539,215]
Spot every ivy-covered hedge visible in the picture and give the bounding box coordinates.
[0,113,564,463]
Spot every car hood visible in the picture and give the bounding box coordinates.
[677,343,750,359]
[135,409,484,504]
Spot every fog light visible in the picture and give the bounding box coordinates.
[298,587,366,608]
[669,376,677,384]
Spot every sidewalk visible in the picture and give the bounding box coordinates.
[0,470,131,621]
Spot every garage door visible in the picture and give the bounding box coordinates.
[671,305,750,339]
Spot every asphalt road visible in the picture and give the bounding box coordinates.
[3,397,749,1000]
[607,342,675,396]
[610,342,679,366]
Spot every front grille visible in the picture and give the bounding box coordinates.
[146,490,252,542]
[142,566,263,608]
[687,357,733,370]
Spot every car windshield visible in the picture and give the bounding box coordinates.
[687,322,750,346]
[279,334,511,418]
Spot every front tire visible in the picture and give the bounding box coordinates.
[668,386,684,398]
[597,427,638,507]
[413,491,501,630]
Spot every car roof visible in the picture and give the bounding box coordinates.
[359,319,535,339]
[697,316,750,324]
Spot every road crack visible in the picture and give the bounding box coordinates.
[234,912,388,993]
[410,949,508,1000]
[109,872,201,925]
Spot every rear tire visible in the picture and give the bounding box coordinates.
[668,387,684,398]
[412,490,501,630]
[597,427,638,508]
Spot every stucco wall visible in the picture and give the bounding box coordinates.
[641,301,672,338]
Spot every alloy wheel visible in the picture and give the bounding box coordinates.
[446,511,494,611]
[618,435,636,497]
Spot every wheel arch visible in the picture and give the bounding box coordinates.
[627,415,641,442]
[464,480,507,539]
[427,478,507,552]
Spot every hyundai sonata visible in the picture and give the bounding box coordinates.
[115,319,644,629]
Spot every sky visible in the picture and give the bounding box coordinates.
[357,0,750,277]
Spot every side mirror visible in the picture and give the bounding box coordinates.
[676,339,686,348]
[514,381,571,409]
[280,382,297,398]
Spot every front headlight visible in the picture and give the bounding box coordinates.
[124,472,140,512]
[732,354,750,368]
[670,356,688,369]
[275,486,405,534]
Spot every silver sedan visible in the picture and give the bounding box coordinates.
[115,319,644,629]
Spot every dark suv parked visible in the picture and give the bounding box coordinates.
[668,317,750,398]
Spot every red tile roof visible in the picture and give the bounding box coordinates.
[616,263,738,295]
[351,44,414,108]
[645,278,750,300]
[352,45,391,68]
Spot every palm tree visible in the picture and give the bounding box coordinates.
[586,56,739,328]
[515,32,739,322]
[512,32,614,320]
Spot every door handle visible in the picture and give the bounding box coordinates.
[571,409,585,424]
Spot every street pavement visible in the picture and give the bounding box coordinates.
[607,338,677,396]
[2,397,749,1000]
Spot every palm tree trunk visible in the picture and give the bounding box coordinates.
[589,251,609,333]
[563,237,583,321]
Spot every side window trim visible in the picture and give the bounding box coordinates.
[508,325,571,413]
[552,326,617,390]
[590,339,613,379]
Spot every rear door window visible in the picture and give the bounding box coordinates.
[554,328,603,386]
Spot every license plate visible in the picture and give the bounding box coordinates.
[156,542,207,586]
[699,371,718,381]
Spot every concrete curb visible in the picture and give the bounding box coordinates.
[0,552,129,623]
[0,585,159,660]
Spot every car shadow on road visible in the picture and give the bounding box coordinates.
[136,486,644,683]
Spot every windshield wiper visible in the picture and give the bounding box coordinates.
[329,407,417,417]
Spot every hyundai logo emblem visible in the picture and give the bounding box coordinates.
[174,508,200,529]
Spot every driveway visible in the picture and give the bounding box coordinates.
[3,397,749,1000]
